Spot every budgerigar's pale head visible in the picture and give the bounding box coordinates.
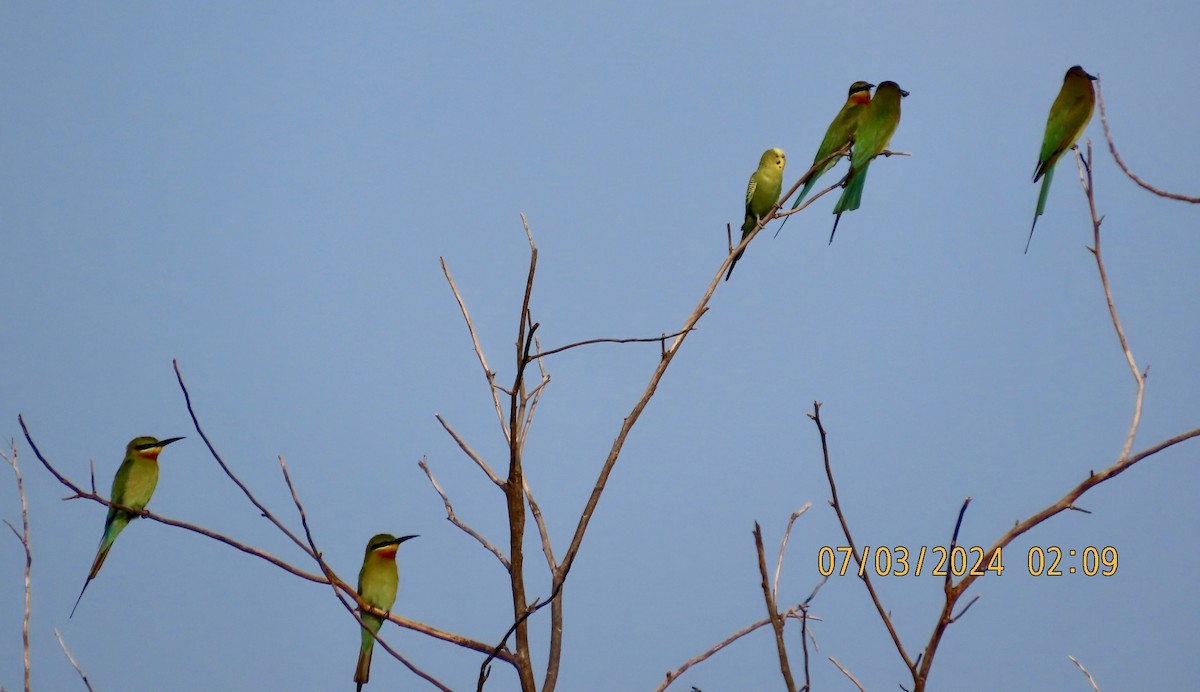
[759,148,785,172]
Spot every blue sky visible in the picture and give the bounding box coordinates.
[3,3,1198,690]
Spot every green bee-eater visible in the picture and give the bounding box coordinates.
[726,147,786,280]
[1026,65,1097,253]
[354,533,418,691]
[793,81,874,210]
[70,435,184,617]
[830,81,909,244]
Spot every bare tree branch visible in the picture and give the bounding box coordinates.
[519,334,551,451]
[435,415,503,488]
[2,442,31,692]
[1069,655,1102,692]
[807,402,914,671]
[773,504,811,599]
[796,576,828,692]
[476,585,561,692]
[441,257,511,443]
[53,629,94,692]
[173,360,318,561]
[1075,141,1145,460]
[520,338,557,574]
[655,608,814,692]
[502,214,540,691]
[1094,79,1200,202]
[533,329,694,360]
[522,476,556,572]
[828,657,865,692]
[945,498,972,592]
[755,523,796,692]
[419,458,509,569]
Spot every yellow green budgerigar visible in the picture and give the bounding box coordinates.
[793,81,874,210]
[829,81,909,244]
[725,147,786,281]
[71,435,185,617]
[1026,65,1097,253]
[354,532,418,691]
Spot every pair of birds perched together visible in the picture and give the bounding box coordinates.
[725,66,1098,280]
[71,436,416,691]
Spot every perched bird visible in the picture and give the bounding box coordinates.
[792,81,874,211]
[830,81,909,244]
[726,148,786,280]
[354,533,418,691]
[71,435,185,617]
[1026,65,1097,253]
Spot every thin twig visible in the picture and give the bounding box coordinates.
[520,334,551,450]
[828,657,865,692]
[419,458,509,569]
[555,184,739,588]
[521,338,557,573]
[771,144,853,234]
[173,360,318,561]
[520,334,556,573]
[1095,79,1200,202]
[774,504,811,598]
[54,629,94,692]
[434,415,502,487]
[442,257,510,442]
[797,576,827,692]
[1069,655,1102,692]
[1075,142,1145,460]
[476,583,562,692]
[533,328,694,360]
[807,402,914,671]
[655,610,809,692]
[775,180,841,219]
[950,595,980,623]
[755,523,796,692]
[945,498,972,592]
[2,442,31,692]
[523,476,556,571]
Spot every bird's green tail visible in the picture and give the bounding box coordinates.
[834,165,869,215]
[1026,164,1055,254]
[355,614,382,688]
[70,513,131,618]
[828,165,870,244]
